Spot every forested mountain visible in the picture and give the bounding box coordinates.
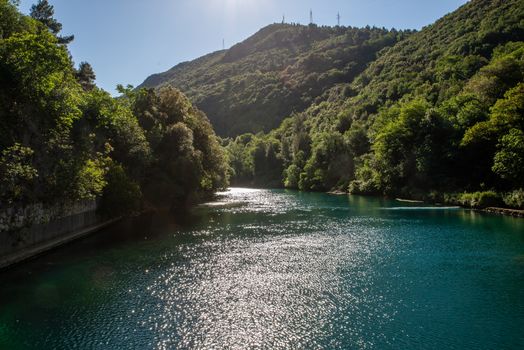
[0,0,228,213]
[140,24,413,136]
[2,0,523,213]
[224,0,524,208]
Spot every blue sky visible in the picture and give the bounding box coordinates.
[19,0,469,94]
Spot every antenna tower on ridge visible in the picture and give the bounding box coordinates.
[337,12,341,26]
[222,39,225,50]
[310,9,313,24]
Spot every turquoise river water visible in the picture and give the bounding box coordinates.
[0,188,523,349]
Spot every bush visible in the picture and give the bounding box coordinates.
[348,156,379,195]
[0,144,37,204]
[503,189,524,209]
[98,164,142,217]
[458,191,503,208]
[74,158,109,200]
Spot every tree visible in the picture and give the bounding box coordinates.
[371,100,454,195]
[492,129,524,187]
[76,62,96,91]
[0,0,26,40]
[0,144,37,203]
[30,0,73,44]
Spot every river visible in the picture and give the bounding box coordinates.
[1,188,523,349]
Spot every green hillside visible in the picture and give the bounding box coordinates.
[140,24,411,136]
[225,0,524,208]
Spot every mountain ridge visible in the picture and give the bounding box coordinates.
[139,23,412,136]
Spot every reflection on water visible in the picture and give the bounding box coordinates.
[0,188,523,349]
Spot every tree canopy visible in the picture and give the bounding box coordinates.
[0,0,228,213]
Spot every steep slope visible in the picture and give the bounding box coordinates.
[225,0,524,208]
[140,24,411,136]
[340,0,524,119]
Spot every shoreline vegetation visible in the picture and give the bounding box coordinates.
[1,0,523,243]
[0,0,229,220]
[139,0,524,215]
[328,191,524,218]
[231,183,524,218]
[0,0,230,267]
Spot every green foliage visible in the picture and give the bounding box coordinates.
[457,191,503,209]
[348,155,379,195]
[99,164,142,217]
[503,189,524,209]
[0,29,85,203]
[464,42,524,104]
[140,24,410,136]
[125,87,229,208]
[74,158,109,200]
[3,0,524,214]
[492,128,524,186]
[80,89,152,175]
[226,134,255,183]
[371,100,456,195]
[30,0,73,44]
[223,0,524,208]
[0,0,33,40]
[283,163,301,189]
[0,144,37,204]
[225,132,284,187]
[0,3,229,214]
[299,131,352,191]
[76,62,96,91]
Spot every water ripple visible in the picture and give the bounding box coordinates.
[0,188,523,349]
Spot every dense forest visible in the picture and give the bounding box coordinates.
[0,0,228,214]
[143,0,524,209]
[2,0,523,214]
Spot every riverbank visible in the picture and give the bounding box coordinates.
[0,200,121,270]
[326,190,524,218]
[0,218,121,270]
[483,207,524,218]
[0,190,221,270]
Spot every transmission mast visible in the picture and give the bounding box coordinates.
[310,9,313,24]
[222,39,225,50]
[282,14,285,24]
[337,12,341,26]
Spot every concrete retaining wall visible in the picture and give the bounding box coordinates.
[0,200,117,269]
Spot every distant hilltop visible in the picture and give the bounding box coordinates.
[139,23,413,136]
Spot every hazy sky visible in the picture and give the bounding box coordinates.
[19,0,469,94]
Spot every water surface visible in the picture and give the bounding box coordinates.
[1,189,523,349]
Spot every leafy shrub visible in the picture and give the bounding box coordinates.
[0,143,37,204]
[284,164,301,188]
[493,128,524,186]
[503,189,524,209]
[348,156,379,195]
[98,164,142,217]
[458,191,503,208]
[74,158,109,200]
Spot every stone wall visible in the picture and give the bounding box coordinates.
[0,200,113,268]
